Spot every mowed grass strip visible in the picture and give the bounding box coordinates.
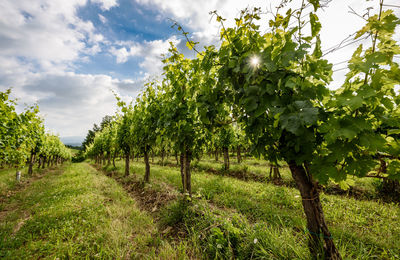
[0,162,186,259]
[155,156,381,200]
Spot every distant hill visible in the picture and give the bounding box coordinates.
[61,136,83,147]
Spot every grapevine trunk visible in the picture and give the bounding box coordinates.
[223,147,229,170]
[288,161,341,260]
[237,146,242,164]
[124,153,130,176]
[144,149,150,183]
[28,152,35,175]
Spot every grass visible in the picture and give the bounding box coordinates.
[1,157,398,259]
[101,158,400,259]
[0,167,27,197]
[0,162,190,259]
[159,155,383,200]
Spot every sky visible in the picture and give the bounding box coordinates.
[0,0,399,144]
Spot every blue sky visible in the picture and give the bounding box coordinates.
[0,0,399,144]
[74,0,175,78]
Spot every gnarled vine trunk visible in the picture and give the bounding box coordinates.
[269,165,282,180]
[180,153,185,192]
[144,149,150,183]
[179,150,192,196]
[28,152,35,175]
[288,161,341,260]
[161,147,165,166]
[112,150,117,168]
[125,153,130,176]
[184,149,191,196]
[37,155,42,169]
[237,146,242,164]
[223,147,229,170]
[42,156,46,169]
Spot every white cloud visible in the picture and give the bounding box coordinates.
[99,14,107,23]
[0,0,105,72]
[3,71,141,137]
[91,0,118,11]
[110,45,139,63]
[110,36,180,74]
[135,0,270,44]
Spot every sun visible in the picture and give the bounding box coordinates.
[250,56,260,68]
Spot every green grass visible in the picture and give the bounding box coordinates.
[102,158,400,259]
[2,158,398,259]
[0,167,27,197]
[159,155,383,200]
[0,162,189,259]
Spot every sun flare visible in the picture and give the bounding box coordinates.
[250,56,260,67]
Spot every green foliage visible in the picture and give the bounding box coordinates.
[130,82,162,154]
[82,115,113,151]
[193,3,400,186]
[161,44,208,156]
[0,89,71,169]
[202,7,332,168]
[313,8,400,183]
[216,125,235,149]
